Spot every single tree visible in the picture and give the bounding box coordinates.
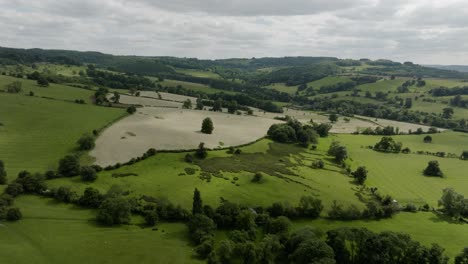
[127,105,137,114]
[461,151,468,160]
[0,160,7,185]
[424,135,433,143]
[37,76,49,87]
[442,107,454,119]
[455,248,468,264]
[182,99,192,109]
[195,97,204,110]
[192,188,203,215]
[58,155,81,177]
[212,98,223,112]
[424,160,443,177]
[5,81,22,93]
[201,118,214,134]
[112,92,120,103]
[352,166,368,185]
[404,98,413,108]
[329,113,338,123]
[328,141,348,163]
[97,196,131,225]
[227,100,238,114]
[77,134,95,150]
[195,142,208,159]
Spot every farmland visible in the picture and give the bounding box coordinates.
[1,49,468,264]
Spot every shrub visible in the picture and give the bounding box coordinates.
[185,154,194,163]
[77,134,95,151]
[327,141,348,163]
[195,142,208,159]
[351,166,368,185]
[0,160,6,185]
[374,137,402,153]
[461,151,468,160]
[312,159,324,169]
[127,106,137,114]
[251,173,263,183]
[5,182,24,197]
[423,135,432,143]
[97,196,132,225]
[81,166,98,182]
[6,208,22,221]
[58,155,81,177]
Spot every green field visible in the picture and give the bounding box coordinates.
[0,75,94,103]
[48,139,364,210]
[295,212,468,259]
[265,83,298,94]
[158,79,237,95]
[336,132,468,206]
[0,195,199,264]
[0,92,125,179]
[307,76,352,89]
[175,68,222,79]
[356,78,405,93]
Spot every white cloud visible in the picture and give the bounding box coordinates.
[0,0,467,64]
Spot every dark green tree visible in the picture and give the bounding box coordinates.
[424,160,443,177]
[6,208,22,221]
[0,160,6,185]
[80,166,97,182]
[455,248,468,264]
[193,188,203,215]
[329,113,338,123]
[442,107,454,119]
[182,99,192,109]
[58,155,81,177]
[327,141,348,163]
[227,100,238,114]
[37,76,49,87]
[77,134,95,150]
[352,166,368,185]
[201,117,214,134]
[424,135,433,143]
[112,92,120,103]
[195,142,208,159]
[78,187,104,208]
[97,196,132,225]
[212,98,223,112]
[127,105,137,114]
[196,97,204,110]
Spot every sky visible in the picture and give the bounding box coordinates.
[1,0,468,64]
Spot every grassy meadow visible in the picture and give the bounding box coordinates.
[0,92,125,179]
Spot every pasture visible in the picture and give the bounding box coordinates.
[336,132,468,206]
[0,195,198,264]
[53,138,365,210]
[0,92,125,179]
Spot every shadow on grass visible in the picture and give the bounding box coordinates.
[428,212,466,225]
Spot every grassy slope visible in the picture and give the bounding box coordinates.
[265,83,298,95]
[336,132,468,206]
[0,195,199,264]
[0,75,94,103]
[0,93,124,179]
[48,139,364,210]
[307,76,352,89]
[357,79,405,93]
[158,78,237,95]
[295,212,468,259]
[175,68,222,79]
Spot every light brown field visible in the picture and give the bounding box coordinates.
[90,107,280,166]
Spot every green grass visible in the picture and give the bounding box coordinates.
[175,68,221,79]
[294,212,468,260]
[158,79,237,95]
[265,83,298,94]
[335,132,468,206]
[48,139,364,210]
[0,195,199,264]
[307,76,352,89]
[0,93,125,179]
[0,75,94,103]
[356,79,405,93]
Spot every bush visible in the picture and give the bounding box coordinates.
[185,154,194,163]
[374,137,402,153]
[201,118,214,134]
[97,196,132,225]
[195,142,208,159]
[424,160,443,177]
[81,166,98,182]
[58,155,81,177]
[0,160,6,185]
[6,208,22,221]
[327,141,348,163]
[5,182,24,197]
[77,134,95,151]
[251,173,263,183]
[423,135,432,143]
[144,210,158,226]
[312,159,324,169]
[127,106,137,114]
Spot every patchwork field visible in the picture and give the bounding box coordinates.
[90,107,280,165]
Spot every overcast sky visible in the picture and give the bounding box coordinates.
[1,0,467,64]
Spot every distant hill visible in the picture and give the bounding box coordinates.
[425,64,468,73]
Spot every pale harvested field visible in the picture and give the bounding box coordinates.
[90,107,280,166]
[354,115,446,133]
[116,94,182,108]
